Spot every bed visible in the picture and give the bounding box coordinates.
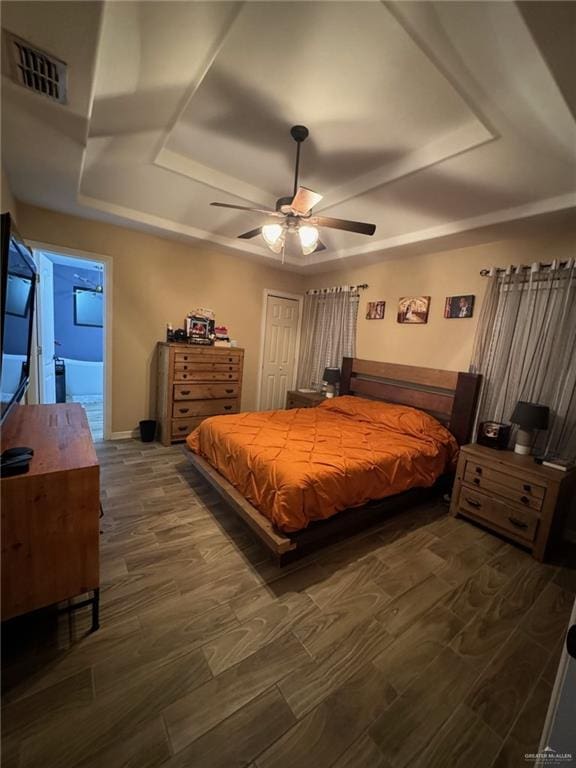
[186,358,481,563]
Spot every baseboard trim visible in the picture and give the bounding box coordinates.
[110,429,139,440]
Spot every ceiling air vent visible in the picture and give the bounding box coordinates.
[5,31,67,104]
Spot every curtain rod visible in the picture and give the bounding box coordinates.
[306,283,368,295]
[480,260,572,276]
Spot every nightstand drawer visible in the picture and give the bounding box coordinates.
[464,460,545,509]
[458,487,540,543]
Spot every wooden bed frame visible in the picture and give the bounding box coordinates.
[187,358,481,564]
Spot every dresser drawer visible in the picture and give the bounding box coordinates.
[458,486,540,543]
[174,352,241,365]
[464,461,545,510]
[176,371,238,384]
[171,417,205,438]
[173,368,238,383]
[174,362,239,374]
[174,380,238,400]
[172,383,239,400]
[172,398,238,417]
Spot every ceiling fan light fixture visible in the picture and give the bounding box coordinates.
[262,223,285,253]
[298,224,319,255]
[262,223,283,246]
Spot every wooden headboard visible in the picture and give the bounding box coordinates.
[340,358,481,446]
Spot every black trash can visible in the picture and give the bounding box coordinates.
[139,420,157,443]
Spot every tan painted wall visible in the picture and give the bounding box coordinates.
[16,203,304,434]
[305,229,576,373]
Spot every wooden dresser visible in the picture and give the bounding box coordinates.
[450,443,576,561]
[1,404,100,627]
[157,343,244,446]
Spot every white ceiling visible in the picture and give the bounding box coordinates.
[2,1,575,272]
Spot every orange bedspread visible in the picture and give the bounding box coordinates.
[187,396,458,533]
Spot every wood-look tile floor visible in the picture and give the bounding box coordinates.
[2,440,574,768]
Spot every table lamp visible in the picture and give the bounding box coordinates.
[322,367,341,398]
[510,401,549,455]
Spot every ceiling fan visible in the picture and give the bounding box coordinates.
[210,125,376,260]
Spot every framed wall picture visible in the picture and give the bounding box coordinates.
[366,300,385,320]
[397,296,430,324]
[444,295,475,319]
[74,287,103,327]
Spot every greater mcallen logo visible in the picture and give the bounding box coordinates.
[524,746,573,764]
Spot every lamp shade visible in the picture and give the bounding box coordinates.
[510,401,549,430]
[322,367,341,385]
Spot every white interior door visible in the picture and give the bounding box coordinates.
[260,295,300,410]
[37,253,56,403]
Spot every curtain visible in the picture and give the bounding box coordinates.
[470,260,576,458]
[297,288,359,389]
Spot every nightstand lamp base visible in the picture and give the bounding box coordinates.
[514,428,534,455]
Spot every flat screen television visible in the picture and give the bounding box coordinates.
[1,213,37,426]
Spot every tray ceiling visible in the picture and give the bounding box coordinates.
[2,1,575,271]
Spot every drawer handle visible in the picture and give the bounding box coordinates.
[178,408,189,414]
[227,375,233,379]
[475,466,482,475]
[225,389,234,394]
[508,516,528,529]
[177,426,188,432]
[473,477,480,486]
[523,484,531,493]
[180,390,191,395]
[224,405,232,411]
[465,497,481,509]
[520,495,529,505]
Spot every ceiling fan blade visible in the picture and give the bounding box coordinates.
[210,202,283,217]
[308,215,376,236]
[237,227,262,239]
[290,187,323,215]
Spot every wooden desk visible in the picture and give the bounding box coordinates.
[1,404,100,628]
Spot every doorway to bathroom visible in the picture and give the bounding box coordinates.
[34,249,106,441]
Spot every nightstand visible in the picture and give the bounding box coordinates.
[450,444,576,561]
[285,390,326,409]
